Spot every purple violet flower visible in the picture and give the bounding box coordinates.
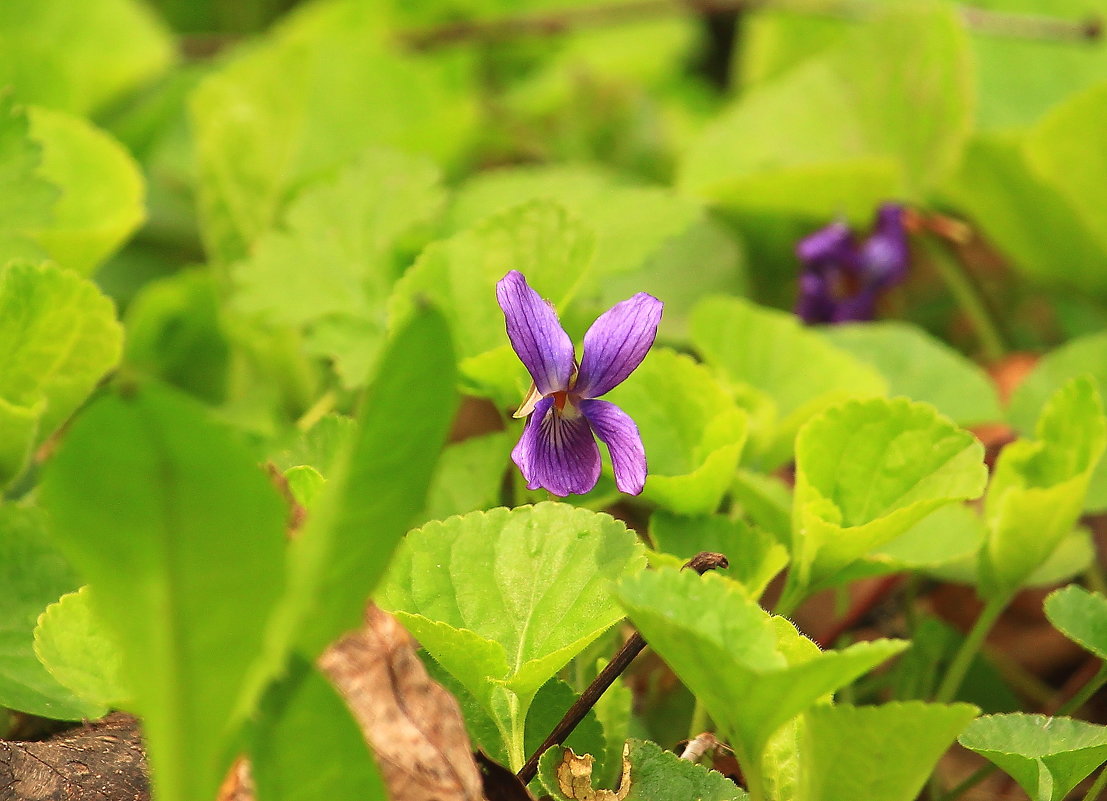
[795,203,911,325]
[496,270,663,497]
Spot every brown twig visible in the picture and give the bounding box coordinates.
[515,551,729,784]
[401,0,1101,49]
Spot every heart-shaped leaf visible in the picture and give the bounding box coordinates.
[1044,585,1107,661]
[959,713,1107,801]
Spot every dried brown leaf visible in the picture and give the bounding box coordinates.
[554,746,631,801]
[319,604,485,801]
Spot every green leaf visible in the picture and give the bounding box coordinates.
[731,469,793,543]
[0,260,123,487]
[1044,585,1107,661]
[287,305,459,658]
[231,148,445,387]
[649,512,787,599]
[981,377,1107,598]
[390,200,593,407]
[605,349,748,514]
[252,659,387,801]
[540,739,748,801]
[447,164,702,283]
[33,585,128,709]
[616,568,907,779]
[679,3,971,212]
[1008,332,1107,511]
[788,397,987,601]
[0,96,56,262]
[0,505,94,720]
[959,713,1107,801]
[690,296,886,469]
[39,383,289,801]
[378,503,646,770]
[821,322,1002,426]
[0,0,174,115]
[799,702,979,801]
[284,465,325,511]
[189,1,476,262]
[867,503,985,572]
[422,431,512,524]
[26,107,145,275]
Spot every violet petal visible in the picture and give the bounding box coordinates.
[796,220,856,268]
[496,270,576,395]
[580,399,647,495]
[511,397,601,496]
[574,292,663,398]
[859,203,909,287]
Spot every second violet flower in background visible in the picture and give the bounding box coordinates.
[795,202,911,325]
[496,270,663,497]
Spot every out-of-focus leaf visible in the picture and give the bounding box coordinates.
[1044,584,1107,661]
[605,349,747,515]
[231,148,445,387]
[690,296,886,469]
[0,0,174,115]
[39,383,288,801]
[189,0,475,262]
[959,713,1107,801]
[981,377,1106,598]
[0,96,56,263]
[422,432,512,524]
[0,505,93,720]
[0,261,123,487]
[26,107,145,275]
[33,586,128,710]
[821,322,1002,425]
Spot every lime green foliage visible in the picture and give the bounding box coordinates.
[378,503,646,770]
[0,261,123,488]
[287,306,458,658]
[540,738,749,801]
[649,512,787,599]
[39,384,289,801]
[26,107,146,275]
[390,200,593,407]
[252,660,387,801]
[1008,332,1107,510]
[980,377,1106,599]
[33,586,128,710]
[617,568,906,792]
[0,505,94,720]
[1044,585,1107,661]
[680,4,971,215]
[799,702,978,801]
[821,322,1002,426]
[422,432,513,524]
[605,348,748,514]
[689,296,886,468]
[284,465,325,511]
[189,0,475,262]
[787,397,987,603]
[959,713,1107,801]
[231,148,445,387]
[0,97,56,263]
[427,662,607,784]
[0,0,174,115]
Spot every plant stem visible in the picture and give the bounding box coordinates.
[934,594,1010,703]
[1084,765,1107,801]
[926,243,1007,362]
[1057,662,1107,717]
[688,698,711,742]
[933,764,995,801]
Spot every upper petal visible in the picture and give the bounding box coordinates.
[511,398,601,497]
[496,270,575,395]
[574,292,663,398]
[580,399,647,495]
[796,220,857,269]
[859,203,909,287]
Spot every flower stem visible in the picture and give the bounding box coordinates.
[1084,765,1107,801]
[934,594,1010,704]
[925,243,1007,362]
[688,698,711,742]
[1057,662,1107,717]
[933,764,995,801]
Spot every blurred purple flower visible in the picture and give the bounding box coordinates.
[795,203,910,324]
[496,270,663,497]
